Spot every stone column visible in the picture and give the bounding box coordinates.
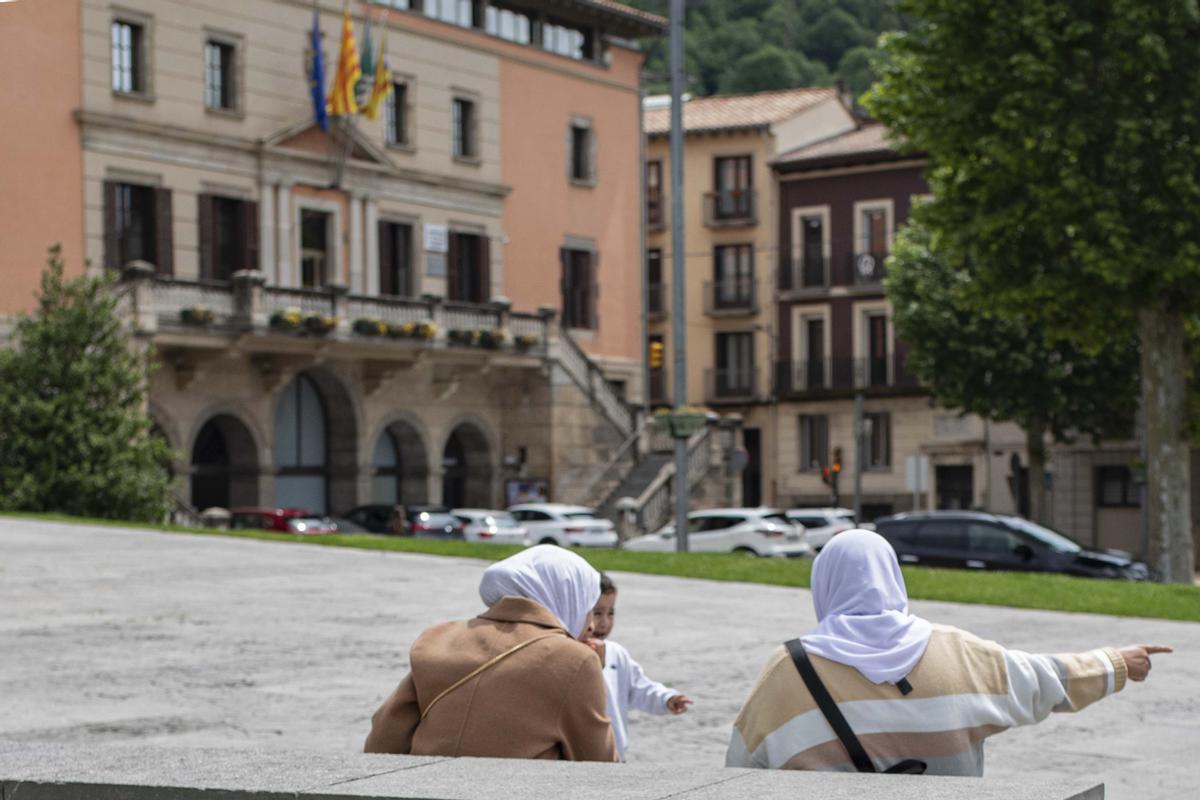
[275,182,292,286]
[349,193,364,294]
[258,185,275,280]
[423,292,445,341]
[232,269,267,329]
[491,296,512,332]
[364,198,380,296]
[329,283,349,332]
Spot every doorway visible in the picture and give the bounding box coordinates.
[936,464,974,510]
[742,428,762,507]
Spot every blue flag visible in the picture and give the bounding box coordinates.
[307,10,329,132]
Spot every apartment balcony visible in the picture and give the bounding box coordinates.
[848,250,888,286]
[116,265,550,364]
[775,355,922,397]
[779,255,830,292]
[705,367,760,404]
[647,283,668,321]
[703,189,757,228]
[646,195,666,232]
[704,277,758,316]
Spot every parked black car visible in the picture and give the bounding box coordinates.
[874,511,1150,580]
[340,504,400,534]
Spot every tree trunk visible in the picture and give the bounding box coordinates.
[1138,308,1195,583]
[1026,425,1048,525]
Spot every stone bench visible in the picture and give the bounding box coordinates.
[0,744,1103,800]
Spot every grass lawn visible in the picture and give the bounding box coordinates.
[7,512,1199,622]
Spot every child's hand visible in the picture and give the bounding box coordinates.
[666,695,692,714]
[583,637,605,664]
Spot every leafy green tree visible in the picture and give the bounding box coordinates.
[888,222,1140,524]
[836,45,881,97]
[0,247,175,522]
[868,1,1200,581]
[718,45,830,94]
[802,8,872,67]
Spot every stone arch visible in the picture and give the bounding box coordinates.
[369,413,431,506]
[441,417,496,509]
[273,368,358,514]
[190,413,260,510]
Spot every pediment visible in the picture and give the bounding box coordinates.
[262,118,393,169]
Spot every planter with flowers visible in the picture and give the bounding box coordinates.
[386,321,437,341]
[303,314,338,335]
[514,333,540,351]
[447,329,481,347]
[353,318,388,337]
[180,305,215,326]
[269,307,304,332]
[653,405,711,439]
[478,329,507,350]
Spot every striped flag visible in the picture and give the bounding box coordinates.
[327,7,360,116]
[306,10,328,131]
[361,28,392,121]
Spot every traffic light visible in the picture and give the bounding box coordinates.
[831,447,843,475]
[820,466,832,486]
[648,340,664,370]
[829,447,843,504]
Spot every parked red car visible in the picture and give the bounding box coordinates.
[229,507,337,535]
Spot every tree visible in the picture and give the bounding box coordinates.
[718,46,830,94]
[867,1,1200,581]
[836,45,881,98]
[0,247,175,522]
[887,221,1140,524]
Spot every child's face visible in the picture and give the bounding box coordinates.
[591,591,616,640]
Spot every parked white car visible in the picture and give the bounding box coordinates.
[785,507,857,550]
[452,509,530,546]
[624,508,813,558]
[507,503,618,548]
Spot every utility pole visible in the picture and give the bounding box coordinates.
[669,0,688,552]
[853,392,864,523]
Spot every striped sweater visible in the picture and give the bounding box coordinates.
[726,624,1127,776]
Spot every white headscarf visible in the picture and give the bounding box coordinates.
[800,529,933,685]
[478,545,600,639]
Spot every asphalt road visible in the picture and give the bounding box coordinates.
[1,519,1196,798]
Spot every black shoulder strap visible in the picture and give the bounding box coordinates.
[785,638,877,773]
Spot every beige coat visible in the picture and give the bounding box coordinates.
[364,595,616,761]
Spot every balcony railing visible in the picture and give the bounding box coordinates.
[119,269,549,354]
[703,189,757,227]
[647,284,667,319]
[779,255,829,292]
[704,277,757,315]
[775,354,922,395]
[849,250,888,285]
[705,367,759,403]
[646,194,665,231]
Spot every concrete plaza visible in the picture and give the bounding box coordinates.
[1,519,1196,798]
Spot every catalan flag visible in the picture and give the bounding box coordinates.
[361,28,392,121]
[327,7,360,116]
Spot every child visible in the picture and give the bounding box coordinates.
[585,573,692,761]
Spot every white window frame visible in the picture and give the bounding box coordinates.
[293,196,344,289]
[111,11,153,98]
[852,299,894,388]
[789,204,831,289]
[790,304,832,390]
[203,31,242,115]
[385,76,415,150]
[852,198,895,258]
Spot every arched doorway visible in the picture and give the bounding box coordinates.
[274,374,328,513]
[371,420,429,505]
[441,423,492,508]
[191,414,258,510]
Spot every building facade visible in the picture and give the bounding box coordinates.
[0,0,663,515]
[643,88,857,506]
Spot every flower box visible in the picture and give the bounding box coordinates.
[303,314,337,335]
[353,318,388,337]
[447,329,481,347]
[514,334,540,350]
[269,307,303,331]
[180,305,215,326]
[478,329,507,350]
[653,408,710,438]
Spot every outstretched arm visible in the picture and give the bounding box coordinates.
[364,673,421,753]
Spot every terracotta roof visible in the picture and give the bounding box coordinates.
[584,0,667,30]
[644,87,838,136]
[774,124,922,170]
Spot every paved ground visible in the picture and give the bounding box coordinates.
[1,519,1197,799]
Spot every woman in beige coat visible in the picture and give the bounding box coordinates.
[364,545,616,761]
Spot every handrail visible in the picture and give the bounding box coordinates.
[630,425,713,534]
[553,322,634,436]
[576,416,647,508]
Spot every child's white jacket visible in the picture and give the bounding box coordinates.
[602,639,677,761]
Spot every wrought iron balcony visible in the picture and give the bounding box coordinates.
[705,367,759,403]
[647,283,668,320]
[775,354,922,396]
[704,277,757,315]
[703,189,757,227]
[779,255,830,292]
[849,250,888,285]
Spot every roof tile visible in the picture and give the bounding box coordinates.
[644,87,838,135]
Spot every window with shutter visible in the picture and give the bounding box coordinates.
[153,187,173,275]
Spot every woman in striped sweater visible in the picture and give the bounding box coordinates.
[726,529,1170,776]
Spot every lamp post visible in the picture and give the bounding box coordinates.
[668,0,688,552]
